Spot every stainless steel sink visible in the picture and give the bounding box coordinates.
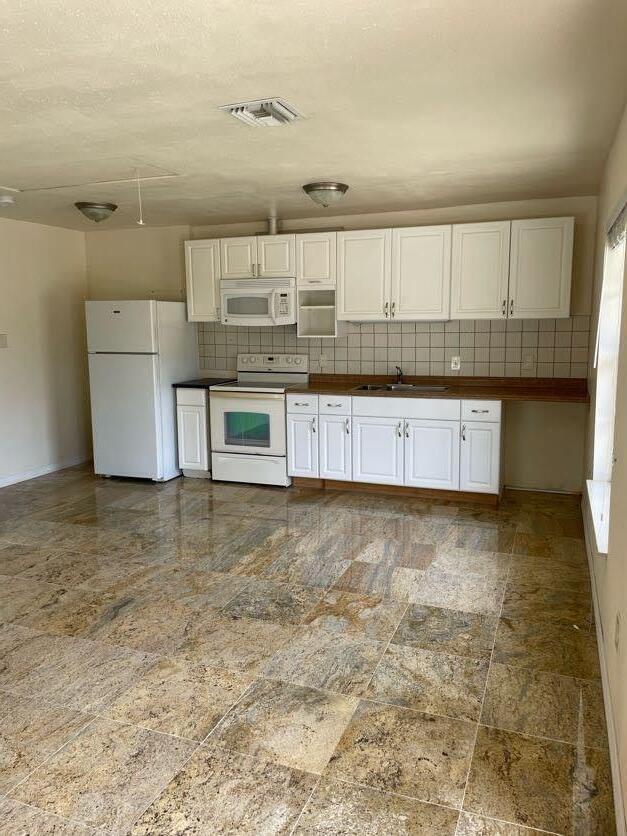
[385,383,449,392]
[353,383,449,393]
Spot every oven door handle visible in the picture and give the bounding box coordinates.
[210,391,285,401]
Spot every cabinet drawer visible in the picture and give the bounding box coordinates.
[352,396,460,421]
[287,394,318,414]
[176,388,207,407]
[462,400,501,422]
[319,395,351,415]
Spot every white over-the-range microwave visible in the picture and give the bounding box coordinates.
[220,278,296,327]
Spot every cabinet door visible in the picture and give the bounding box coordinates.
[296,232,337,286]
[177,404,208,471]
[508,217,574,319]
[220,237,257,279]
[391,226,452,320]
[185,240,220,322]
[404,419,460,490]
[287,414,319,478]
[337,229,391,320]
[258,234,295,278]
[352,416,403,485]
[319,414,352,481]
[460,421,500,494]
[451,222,510,319]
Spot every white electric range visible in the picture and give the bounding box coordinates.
[209,353,309,486]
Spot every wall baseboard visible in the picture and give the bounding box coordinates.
[0,455,91,489]
[582,493,626,836]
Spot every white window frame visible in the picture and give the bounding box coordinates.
[588,202,626,555]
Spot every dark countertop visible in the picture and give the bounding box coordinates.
[173,377,235,389]
[291,374,589,403]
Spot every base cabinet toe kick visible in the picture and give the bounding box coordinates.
[287,394,502,496]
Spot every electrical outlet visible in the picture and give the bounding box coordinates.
[0,334,8,349]
[522,353,535,371]
[450,355,461,371]
[615,613,621,652]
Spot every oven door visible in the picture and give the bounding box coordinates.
[209,391,286,456]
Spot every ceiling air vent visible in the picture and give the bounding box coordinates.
[219,98,301,127]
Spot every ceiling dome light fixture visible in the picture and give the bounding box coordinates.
[0,194,16,209]
[74,201,117,223]
[303,181,349,208]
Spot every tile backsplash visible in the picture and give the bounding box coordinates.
[198,316,590,378]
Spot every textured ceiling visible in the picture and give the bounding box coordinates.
[1,0,626,230]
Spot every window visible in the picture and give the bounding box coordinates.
[589,203,626,553]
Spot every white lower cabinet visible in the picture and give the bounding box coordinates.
[460,420,500,493]
[319,414,352,480]
[287,413,318,477]
[404,419,460,490]
[286,396,502,496]
[351,416,404,485]
[176,389,209,474]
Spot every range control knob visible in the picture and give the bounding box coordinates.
[248,356,256,364]
[286,357,293,364]
[294,357,303,365]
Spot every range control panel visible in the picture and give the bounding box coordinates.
[237,353,309,373]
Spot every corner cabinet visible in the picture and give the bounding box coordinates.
[185,240,220,322]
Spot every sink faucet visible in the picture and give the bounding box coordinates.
[395,365,404,384]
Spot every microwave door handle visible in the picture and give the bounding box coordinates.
[270,289,278,325]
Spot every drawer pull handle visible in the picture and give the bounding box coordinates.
[471,409,490,414]
[293,402,310,407]
[326,402,343,407]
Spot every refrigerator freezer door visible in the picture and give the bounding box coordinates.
[88,353,163,479]
[86,300,158,354]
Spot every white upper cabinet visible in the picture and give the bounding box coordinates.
[185,240,220,322]
[450,222,511,319]
[258,234,295,278]
[391,226,452,320]
[220,236,258,279]
[296,232,337,286]
[508,217,574,319]
[337,229,392,320]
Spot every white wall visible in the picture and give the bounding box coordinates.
[586,101,627,827]
[85,225,190,302]
[0,218,90,486]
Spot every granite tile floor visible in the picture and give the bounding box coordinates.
[0,465,615,835]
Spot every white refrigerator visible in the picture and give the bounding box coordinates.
[86,300,198,481]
